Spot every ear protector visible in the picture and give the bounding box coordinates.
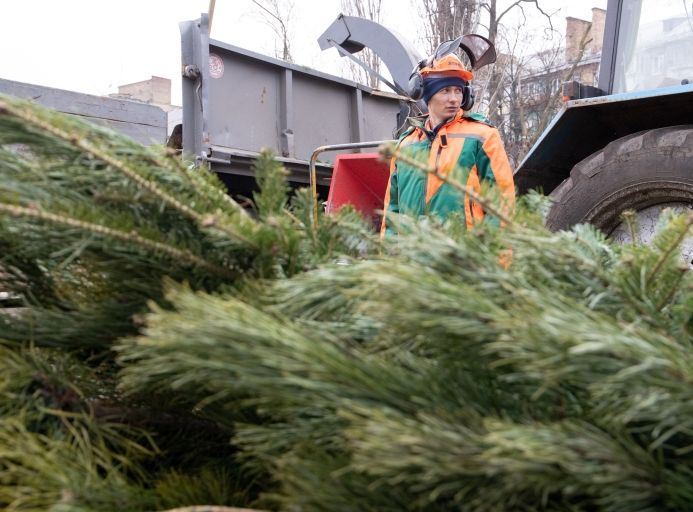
[407,63,475,111]
[461,83,475,111]
[407,64,427,102]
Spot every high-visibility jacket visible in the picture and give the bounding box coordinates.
[381,110,515,235]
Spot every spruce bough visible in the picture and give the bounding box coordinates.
[1,95,692,511]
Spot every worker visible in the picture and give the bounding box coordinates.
[380,51,515,235]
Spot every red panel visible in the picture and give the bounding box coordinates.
[326,153,390,228]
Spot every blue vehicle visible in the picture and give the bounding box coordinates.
[514,0,693,261]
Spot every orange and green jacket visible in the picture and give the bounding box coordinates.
[381,110,515,235]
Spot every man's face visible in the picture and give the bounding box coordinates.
[428,86,464,121]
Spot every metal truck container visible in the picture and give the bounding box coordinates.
[178,14,408,197]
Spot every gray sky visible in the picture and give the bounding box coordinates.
[0,0,606,105]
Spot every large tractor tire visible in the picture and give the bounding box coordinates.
[546,126,693,266]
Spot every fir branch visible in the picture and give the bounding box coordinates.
[160,507,266,512]
[0,202,234,278]
[186,166,252,219]
[380,143,514,227]
[0,98,255,247]
[2,94,692,509]
[157,145,251,220]
[656,266,689,311]
[622,209,640,245]
[646,211,693,287]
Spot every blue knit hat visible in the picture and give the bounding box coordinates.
[422,76,467,104]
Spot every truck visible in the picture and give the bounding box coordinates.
[177,0,692,260]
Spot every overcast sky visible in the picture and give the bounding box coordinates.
[0,0,606,105]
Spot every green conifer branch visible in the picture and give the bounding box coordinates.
[158,146,251,219]
[0,98,255,246]
[646,212,693,287]
[380,143,514,227]
[0,202,233,278]
[3,95,693,510]
[655,266,689,311]
[621,210,640,245]
[160,507,266,512]
[186,166,252,219]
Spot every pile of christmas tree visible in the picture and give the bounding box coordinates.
[0,95,691,512]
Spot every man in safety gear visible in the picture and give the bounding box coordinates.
[381,52,515,235]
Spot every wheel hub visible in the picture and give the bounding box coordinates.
[609,202,693,268]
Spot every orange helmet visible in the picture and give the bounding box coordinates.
[419,54,473,82]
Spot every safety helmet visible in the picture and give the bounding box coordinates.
[419,54,473,82]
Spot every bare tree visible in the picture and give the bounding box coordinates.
[251,0,294,62]
[495,33,561,166]
[340,0,384,89]
[479,0,554,126]
[415,0,481,55]
[495,15,593,166]
[481,0,553,47]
